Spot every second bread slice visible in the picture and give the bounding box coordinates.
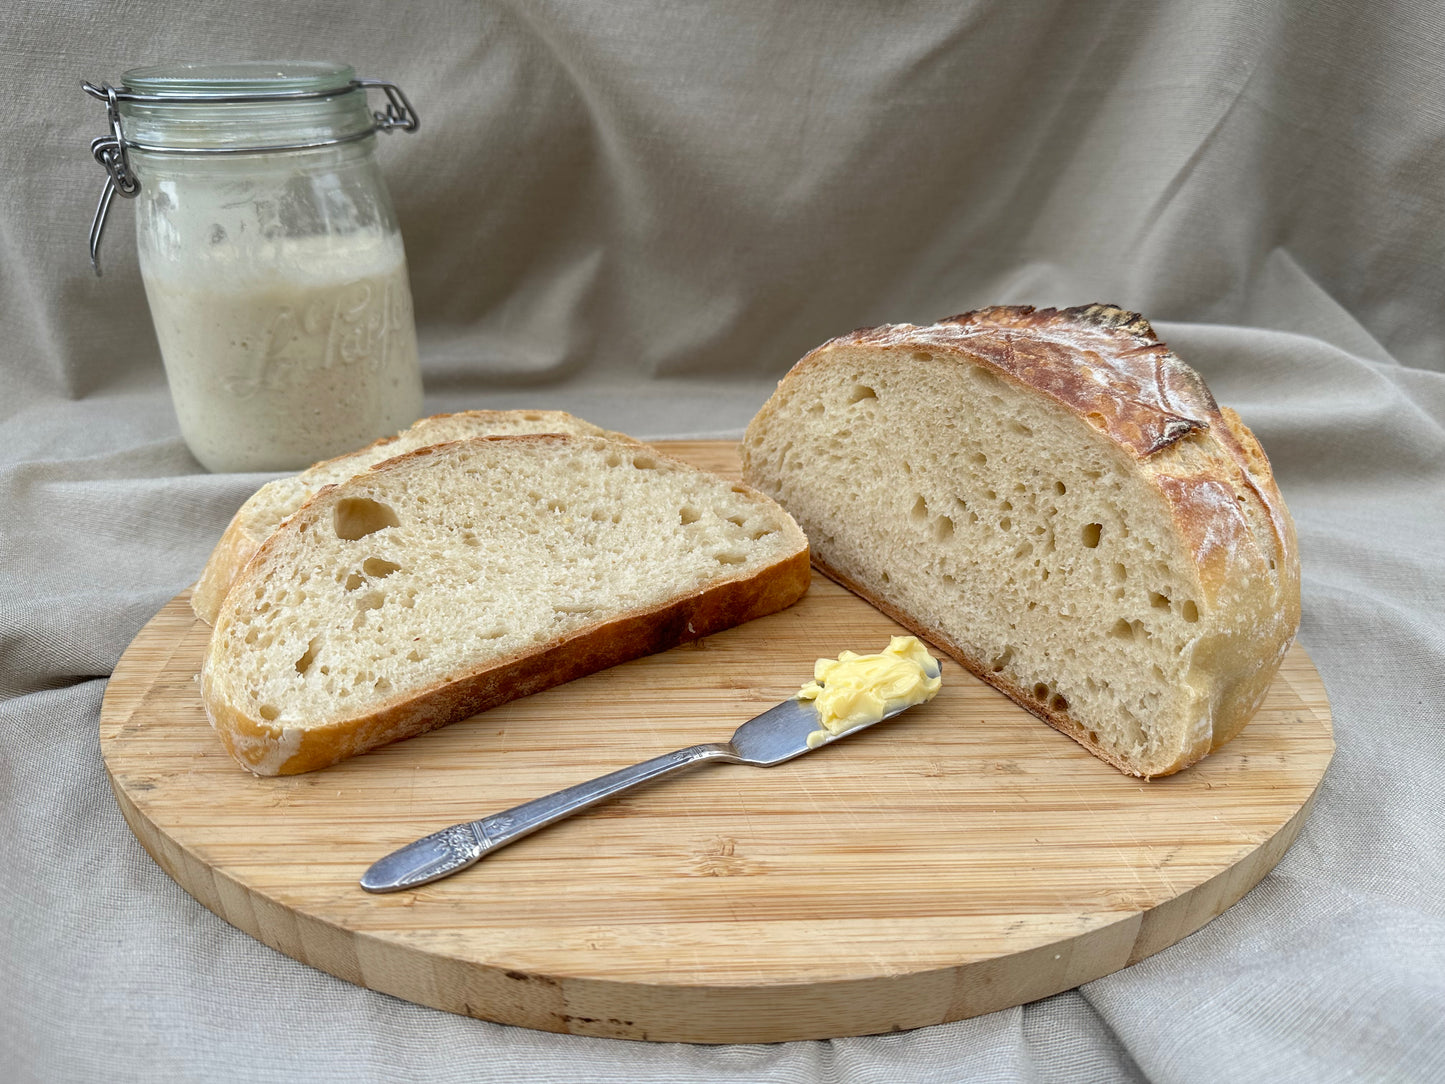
[202,434,810,775]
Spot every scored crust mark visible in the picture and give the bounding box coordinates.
[943,302,1161,342]
[826,304,1217,459]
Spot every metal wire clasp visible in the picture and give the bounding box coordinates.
[86,84,140,276]
[81,78,420,276]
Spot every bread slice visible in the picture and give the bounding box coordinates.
[202,433,810,775]
[191,410,618,625]
[740,304,1300,778]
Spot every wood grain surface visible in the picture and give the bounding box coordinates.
[99,440,1335,1044]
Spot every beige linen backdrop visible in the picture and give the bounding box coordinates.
[2,2,1443,1082]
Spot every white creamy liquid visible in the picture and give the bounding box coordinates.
[141,232,424,472]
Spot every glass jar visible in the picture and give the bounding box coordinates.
[85,61,425,472]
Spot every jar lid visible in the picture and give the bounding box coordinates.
[114,60,373,153]
[82,64,419,274]
[120,60,357,99]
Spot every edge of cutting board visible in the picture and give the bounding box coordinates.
[99,440,1334,1044]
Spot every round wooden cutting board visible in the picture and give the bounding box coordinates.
[99,441,1334,1044]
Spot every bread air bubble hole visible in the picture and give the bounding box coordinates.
[910,496,928,522]
[1049,693,1069,712]
[604,452,623,467]
[258,704,279,722]
[935,516,955,541]
[1081,523,1102,548]
[911,351,934,362]
[1181,599,1199,622]
[1010,421,1033,437]
[990,647,1014,672]
[1000,499,1013,512]
[1150,591,1171,610]
[1113,562,1128,582]
[973,452,988,466]
[362,557,401,579]
[1109,618,1134,640]
[726,513,747,527]
[294,637,321,677]
[807,402,825,415]
[334,497,400,541]
[715,552,747,565]
[1032,682,1050,700]
[679,506,700,525]
[632,455,658,470]
[847,384,878,403]
[880,571,891,585]
[359,591,386,611]
[1054,481,1067,495]
[1085,412,1107,430]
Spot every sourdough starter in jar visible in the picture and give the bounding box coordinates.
[140,230,423,472]
[96,61,426,472]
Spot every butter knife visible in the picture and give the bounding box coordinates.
[360,661,939,893]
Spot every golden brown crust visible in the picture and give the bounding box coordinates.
[202,435,812,775]
[189,510,264,628]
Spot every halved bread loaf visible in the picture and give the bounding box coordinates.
[741,304,1300,778]
[191,410,617,625]
[202,433,810,775]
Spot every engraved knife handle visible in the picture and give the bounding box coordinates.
[360,742,732,892]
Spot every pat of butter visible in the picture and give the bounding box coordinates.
[797,635,941,748]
